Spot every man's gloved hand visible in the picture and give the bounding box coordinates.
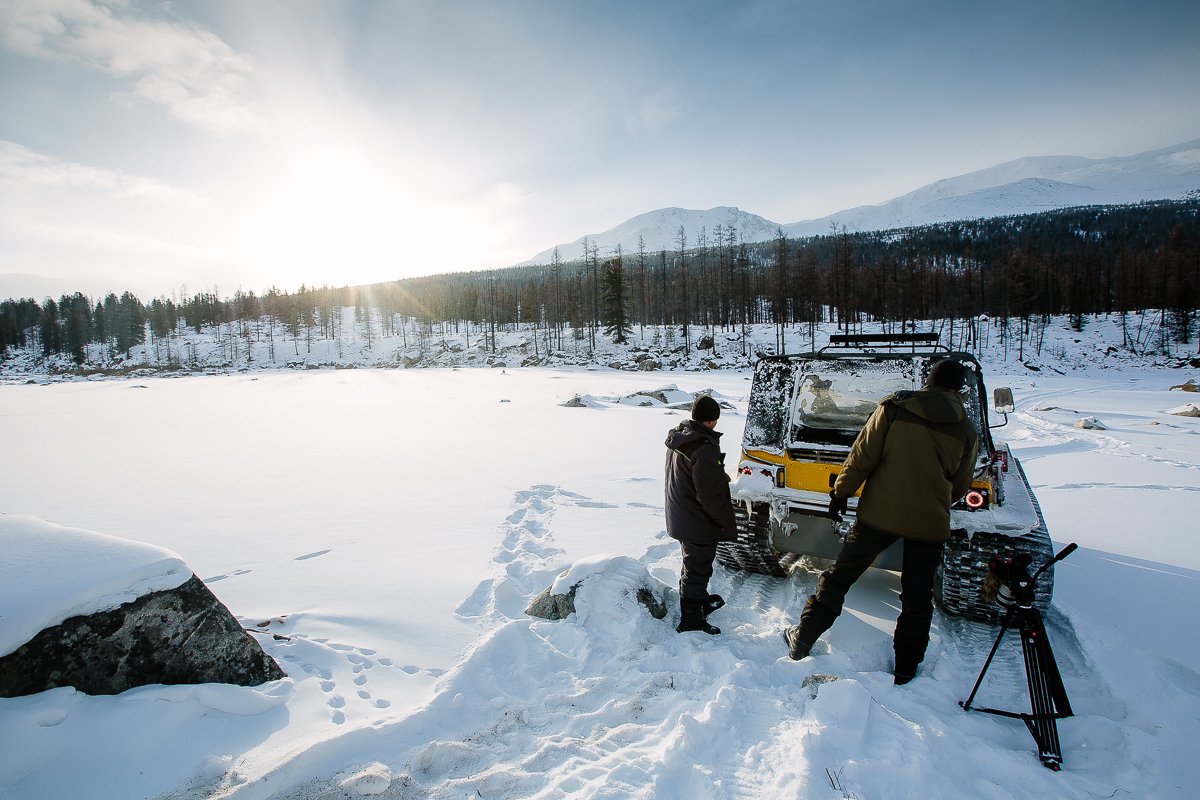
[828,491,848,521]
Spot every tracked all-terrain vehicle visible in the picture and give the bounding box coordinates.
[718,333,1053,624]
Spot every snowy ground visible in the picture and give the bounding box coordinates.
[1,357,1199,799]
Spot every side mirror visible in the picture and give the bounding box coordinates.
[993,387,1015,415]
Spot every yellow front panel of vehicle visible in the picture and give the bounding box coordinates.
[784,460,846,494]
[741,448,861,497]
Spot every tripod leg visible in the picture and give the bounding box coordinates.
[1020,612,1071,770]
[1031,613,1073,718]
[961,610,1015,712]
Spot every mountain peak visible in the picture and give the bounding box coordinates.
[517,138,1200,266]
[516,206,782,266]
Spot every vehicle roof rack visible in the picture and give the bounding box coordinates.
[819,332,948,353]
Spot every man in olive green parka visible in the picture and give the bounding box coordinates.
[783,358,979,684]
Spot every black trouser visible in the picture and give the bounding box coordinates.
[798,520,943,646]
[678,540,718,602]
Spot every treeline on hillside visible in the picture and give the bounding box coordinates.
[3,200,1199,365]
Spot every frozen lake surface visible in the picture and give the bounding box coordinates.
[1,366,1198,799]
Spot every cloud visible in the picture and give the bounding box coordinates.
[0,140,204,206]
[625,87,682,135]
[0,0,259,136]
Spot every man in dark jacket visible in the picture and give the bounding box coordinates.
[783,359,979,684]
[665,395,738,634]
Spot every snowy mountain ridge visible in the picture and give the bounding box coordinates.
[517,206,781,266]
[783,137,1200,237]
[518,138,1200,263]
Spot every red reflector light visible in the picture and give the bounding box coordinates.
[965,490,986,509]
[739,466,753,476]
[760,469,773,478]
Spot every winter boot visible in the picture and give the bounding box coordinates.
[703,594,725,617]
[782,626,814,660]
[893,633,929,685]
[677,598,720,635]
[784,596,839,660]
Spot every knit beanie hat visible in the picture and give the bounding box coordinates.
[926,359,968,392]
[691,395,721,422]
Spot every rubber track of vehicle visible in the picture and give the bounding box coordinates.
[937,458,1055,625]
[715,501,790,578]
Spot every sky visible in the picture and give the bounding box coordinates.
[1,0,1198,300]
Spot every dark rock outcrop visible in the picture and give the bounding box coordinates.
[525,583,579,620]
[526,582,668,621]
[0,575,284,697]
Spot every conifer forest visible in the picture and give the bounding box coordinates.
[3,200,1199,368]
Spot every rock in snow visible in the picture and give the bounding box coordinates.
[526,555,671,621]
[1073,416,1107,429]
[1168,403,1200,417]
[0,515,283,697]
[0,514,190,656]
[560,393,605,409]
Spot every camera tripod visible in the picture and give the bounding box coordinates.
[960,543,1077,771]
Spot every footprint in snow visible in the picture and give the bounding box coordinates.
[203,568,250,583]
[301,664,333,680]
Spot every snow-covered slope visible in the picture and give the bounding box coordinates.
[784,138,1200,235]
[516,206,783,266]
[516,139,1200,266]
[0,515,190,657]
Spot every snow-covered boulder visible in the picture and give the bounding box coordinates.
[561,394,605,409]
[648,384,695,405]
[618,392,664,407]
[526,555,671,622]
[1073,417,1106,429]
[1168,402,1200,417]
[0,515,284,697]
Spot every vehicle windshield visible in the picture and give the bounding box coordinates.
[790,359,919,446]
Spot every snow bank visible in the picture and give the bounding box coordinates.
[549,552,630,594]
[0,515,190,657]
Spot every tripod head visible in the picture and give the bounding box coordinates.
[983,543,1077,609]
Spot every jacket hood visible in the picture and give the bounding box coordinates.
[666,419,723,449]
[884,386,967,425]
